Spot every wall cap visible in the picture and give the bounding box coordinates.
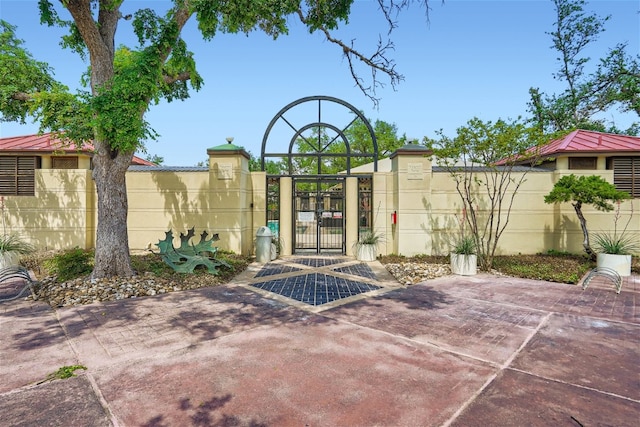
[389,143,433,159]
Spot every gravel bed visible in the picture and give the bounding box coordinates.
[31,272,225,308]
[383,262,452,285]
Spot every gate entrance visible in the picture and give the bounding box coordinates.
[261,96,379,256]
[294,178,344,253]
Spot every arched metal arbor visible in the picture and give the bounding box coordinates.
[260,95,378,174]
[261,96,378,254]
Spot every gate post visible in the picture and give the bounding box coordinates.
[389,144,433,256]
[345,177,359,256]
[279,177,293,256]
[207,141,252,255]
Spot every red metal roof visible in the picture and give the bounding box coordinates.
[538,130,639,156]
[0,133,155,166]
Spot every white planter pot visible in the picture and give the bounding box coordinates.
[450,253,477,276]
[0,251,20,269]
[597,253,632,277]
[356,244,377,262]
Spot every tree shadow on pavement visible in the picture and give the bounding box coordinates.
[2,280,452,355]
[2,284,330,353]
[142,394,267,427]
[332,284,454,314]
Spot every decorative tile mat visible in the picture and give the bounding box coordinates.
[251,273,380,306]
[332,263,377,279]
[254,263,303,278]
[289,258,346,268]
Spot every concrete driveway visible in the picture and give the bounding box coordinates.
[1,259,638,426]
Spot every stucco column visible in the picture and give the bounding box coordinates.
[345,176,358,256]
[279,177,293,256]
[206,141,251,255]
[390,144,433,256]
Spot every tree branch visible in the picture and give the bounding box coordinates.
[296,9,404,108]
[162,71,191,85]
[11,92,31,101]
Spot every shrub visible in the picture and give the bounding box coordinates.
[492,254,593,284]
[44,248,93,282]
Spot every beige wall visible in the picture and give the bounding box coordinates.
[3,169,94,250]
[126,151,255,254]
[419,166,639,257]
[3,150,639,258]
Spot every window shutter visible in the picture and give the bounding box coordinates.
[0,156,38,196]
[52,156,79,169]
[613,157,639,198]
[569,157,597,170]
[17,157,37,195]
[0,157,17,195]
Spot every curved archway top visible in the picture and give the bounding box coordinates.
[261,95,378,174]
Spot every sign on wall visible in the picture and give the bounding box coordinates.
[407,162,423,180]
[217,163,233,180]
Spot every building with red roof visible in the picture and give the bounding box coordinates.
[537,129,639,157]
[0,132,154,195]
[0,132,153,164]
[0,128,637,256]
[508,130,639,198]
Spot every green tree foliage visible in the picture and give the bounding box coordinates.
[144,154,164,165]
[589,44,640,120]
[248,153,286,174]
[0,21,61,123]
[426,117,550,271]
[543,174,630,260]
[0,0,422,278]
[289,117,405,175]
[528,0,639,134]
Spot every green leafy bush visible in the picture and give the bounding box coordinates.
[492,254,593,284]
[44,248,94,282]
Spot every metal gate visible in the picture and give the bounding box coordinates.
[294,178,344,253]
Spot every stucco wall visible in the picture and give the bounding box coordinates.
[419,167,639,257]
[2,169,93,250]
[126,153,255,254]
[3,151,639,258]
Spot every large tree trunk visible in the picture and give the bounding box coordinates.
[91,141,135,279]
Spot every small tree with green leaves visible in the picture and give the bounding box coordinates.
[543,174,630,260]
[426,117,549,271]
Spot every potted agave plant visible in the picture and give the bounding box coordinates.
[593,203,638,277]
[593,231,638,277]
[450,234,477,276]
[354,229,384,262]
[449,210,477,275]
[0,233,35,269]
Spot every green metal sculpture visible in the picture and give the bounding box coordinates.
[156,227,229,274]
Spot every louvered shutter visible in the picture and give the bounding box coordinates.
[52,156,78,169]
[0,156,39,196]
[613,157,639,198]
[0,157,16,195]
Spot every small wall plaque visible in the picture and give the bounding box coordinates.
[407,162,423,180]
[217,163,233,180]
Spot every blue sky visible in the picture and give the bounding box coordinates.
[1,0,638,166]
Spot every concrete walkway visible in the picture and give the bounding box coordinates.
[1,258,638,427]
